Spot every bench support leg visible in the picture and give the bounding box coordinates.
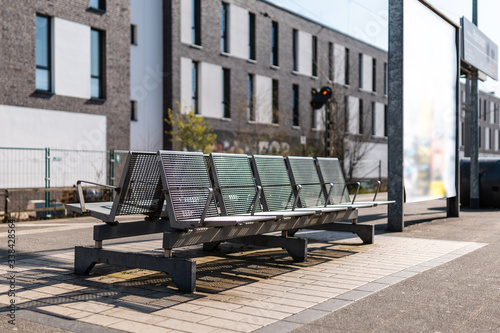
[202,241,221,251]
[308,222,374,244]
[74,246,197,292]
[230,235,308,262]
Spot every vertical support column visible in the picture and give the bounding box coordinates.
[4,190,9,223]
[45,148,51,219]
[388,0,404,232]
[470,69,480,208]
[109,150,115,201]
[447,26,461,218]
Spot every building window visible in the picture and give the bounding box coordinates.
[36,15,51,92]
[292,84,299,127]
[292,29,298,72]
[344,96,349,132]
[479,99,482,119]
[272,79,279,124]
[384,62,388,95]
[345,48,350,85]
[479,126,482,148]
[384,104,388,137]
[371,102,376,135]
[484,99,487,120]
[359,99,364,134]
[271,21,279,67]
[249,13,256,60]
[312,36,318,77]
[131,24,137,45]
[358,53,363,89]
[131,100,137,121]
[192,0,201,45]
[461,122,464,146]
[221,2,229,53]
[328,42,333,81]
[89,0,106,11]
[372,58,377,93]
[247,74,254,121]
[222,68,230,118]
[192,61,199,114]
[90,29,104,99]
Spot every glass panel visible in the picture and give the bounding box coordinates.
[91,30,100,77]
[36,16,49,67]
[36,68,50,91]
[91,77,100,98]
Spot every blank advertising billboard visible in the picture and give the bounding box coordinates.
[403,0,458,202]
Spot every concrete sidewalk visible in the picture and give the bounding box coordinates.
[1,196,499,332]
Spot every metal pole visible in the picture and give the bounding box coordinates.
[45,147,51,219]
[464,79,471,157]
[109,150,115,201]
[387,0,404,231]
[470,0,480,209]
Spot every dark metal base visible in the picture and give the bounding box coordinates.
[230,235,308,262]
[74,247,196,292]
[307,222,375,244]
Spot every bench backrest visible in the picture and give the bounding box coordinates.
[111,151,163,219]
[316,157,350,204]
[209,153,262,215]
[251,155,297,211]
[158,150,219,229]
[286,156,326,208]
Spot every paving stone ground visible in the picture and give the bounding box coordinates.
[1,195,497,332]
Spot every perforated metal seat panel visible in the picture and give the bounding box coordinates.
[210,153,263,215]
[158,151,219,223]
[316,157,351,204]
[286,157,326,208]
[115,152,163,216]
[252,155,296,211]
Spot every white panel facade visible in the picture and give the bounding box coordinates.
[314,107,326,131]
[348,96,359,134]
[229,5,249,59]
[53,18,91,99]
[496,130,499,151]
[374,102,385,137]
[350,143,388,179]
[180,0,192,44]
[255,75,272,124]
[200,62,223,119]
[333,44,345,84]
[362,54,373,91]
[485,128,490,150]
[298,30,312,76]
[180,57,193,113]
[130,0,163,151]
[490,101,495,124]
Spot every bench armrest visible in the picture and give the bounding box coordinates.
[372,180,381,201]
[76,180,118,213]
[341,182,360,204]
[292,184,302,211]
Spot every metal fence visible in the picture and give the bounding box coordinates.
[0,147,130,221]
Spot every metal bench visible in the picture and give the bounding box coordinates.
[66,151,164,225]
[251,155,375,244]
[316,157,395,207]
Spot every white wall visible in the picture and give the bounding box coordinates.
[362,54,373,91]
[350,143,388,179]
[254,75,272,124]
[347,96,359,134]
[130,0,163,151]
[53,18,91,99]
[334,44,345,84]
[0,105,106,150]
[298,30,312,76]
[374,102,385,137]
[229,4,249,59]
[180,57,193,113]
[200,62,223,118]
[314,106,326,131]
[180,0,192,44]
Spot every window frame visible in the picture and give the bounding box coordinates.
[222,68,231,118]
[328,42,333,81]
[35,14,52,93]
[247,74,255,121]
[359,98,364,134]
[344,48,350,85]
[131,100,138,121]
[271,21,279,67]
[192,61,199,114]
[358,53,363,89]
[90,28,105,100]
[292,84,299,127]
[372,58,377,93]
[292,29,298,72]
[248,12,256,60]
[272,79,279,124]
[192,0,201,46]
[221,2,229,53]
[312,35,318,77]
[131,24,137,45]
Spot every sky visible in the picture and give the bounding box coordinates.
[268,0,500,96]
